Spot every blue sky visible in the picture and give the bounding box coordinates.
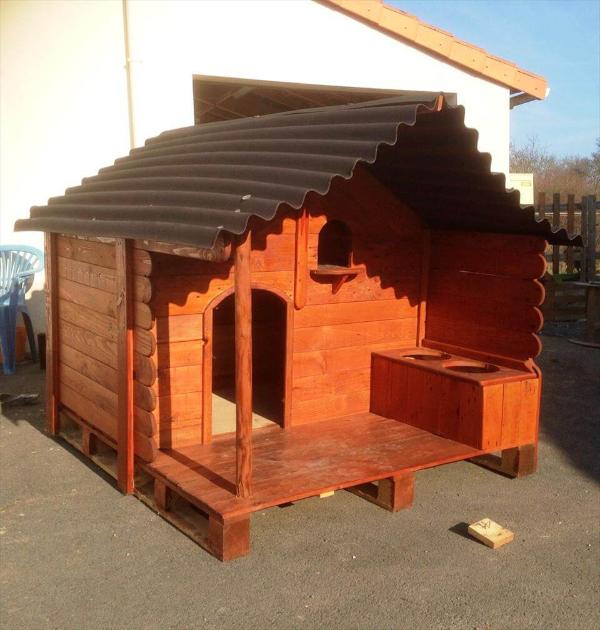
[390,0,600,158]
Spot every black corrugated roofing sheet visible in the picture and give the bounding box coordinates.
[15,97,581,247]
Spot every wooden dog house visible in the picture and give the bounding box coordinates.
[16,96,581,560]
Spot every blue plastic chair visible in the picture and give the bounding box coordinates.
[0,245,44,375]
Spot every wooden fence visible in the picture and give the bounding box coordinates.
[537,193,598,322]
[536,193,598,281]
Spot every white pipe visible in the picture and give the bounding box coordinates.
[122,0,136,150]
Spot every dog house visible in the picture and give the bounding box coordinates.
[16,96,581,560]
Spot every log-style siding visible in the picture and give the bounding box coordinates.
[56,235,156,462]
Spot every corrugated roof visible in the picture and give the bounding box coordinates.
[320,0,547,99]
[15,97,580,248]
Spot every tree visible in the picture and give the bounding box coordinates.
[510,137,599,198]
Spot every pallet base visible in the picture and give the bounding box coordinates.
[470,444,538,478]
[348,472,414,512]
[135,477,250,561]
[54,406,537,561]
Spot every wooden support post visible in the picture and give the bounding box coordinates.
[584,195,597,282]
[536,191,546,222]
[552,193,561,275]
[234,231,252,498]
[294,207,308,310]
[44,233,60,435]
[348,472,415,512]
[566,194,575,273]
[81,426,96,457]
[116,239,135,494]
[154,479,171,512]
[208,514,251,561]
[470,443,538,478]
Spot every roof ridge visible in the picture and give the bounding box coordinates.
[320,0,547,98]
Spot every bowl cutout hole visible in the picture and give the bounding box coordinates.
[443,361,500,374]
[402,352,451,361]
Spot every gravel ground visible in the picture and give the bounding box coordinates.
[1,335,598,630]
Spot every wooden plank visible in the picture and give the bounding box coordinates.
[155,392,203,422]
[480,384,504,450]
[134,406,158,438]
[59,383,156,461]
[202,305,214,443]
[59,299,117,342]
[293,318,417,352]
[60,344,117,392]
[500,380,522,447]
[426,315,542,361]
[60,382,115,440]
[291,390,371,425]
[293,341,405,380]
[151,272,293,316]
[454,380,483,448]
[518,378,539,445]
[155,314,204,343]
[234,232,252,498]
[417,230,430,344]
[57,256,151,301]
[307,272,419,306]
[134,236,231,262]
[156,365,202,395]
[134,302,153,330]
[292,368,371,402]
[428,269,545,306]
[348,472,414,512]
[536,191,546,221]
[552,193,561,275]
[45,233,60,435]
[58,235,152,275]
[207,514,250,562]
[294,207,309,309]
[430,231,547,278]
[60,362,116,417]
[134,327,156,357]
[134,352,157,387]
[427,291,543,333]
[57,235,117,268]
[468,519,514,549]
[251,232,296,272]
[294,299,416,328]
[156,339,204,368]
[566,194,575,272]
[584,196,597,282]
[59,319,117,369]
[369,354,391,417]
[116,239,135,493]
[59,278,116,318]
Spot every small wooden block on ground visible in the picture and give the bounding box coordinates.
[468,518,514,549]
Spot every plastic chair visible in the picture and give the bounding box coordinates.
[0,245,44,375]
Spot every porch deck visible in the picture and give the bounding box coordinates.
[144,412,483,520]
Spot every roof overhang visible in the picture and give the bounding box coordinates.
[15,96,580,249]
[320,0,548,100]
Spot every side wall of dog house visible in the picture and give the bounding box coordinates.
[55,235,158,462]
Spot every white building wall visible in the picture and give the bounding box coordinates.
[1,0,512,334]
[1,0,130,333]
[125,0,510,173]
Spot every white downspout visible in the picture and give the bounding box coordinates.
[122,0,136,150]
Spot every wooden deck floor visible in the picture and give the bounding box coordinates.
[145,412,483,520]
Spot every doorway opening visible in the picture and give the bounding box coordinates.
[211,289,286,435]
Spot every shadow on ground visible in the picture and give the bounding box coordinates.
[538,330,600,482]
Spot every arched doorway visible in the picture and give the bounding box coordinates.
[210,288,288,435]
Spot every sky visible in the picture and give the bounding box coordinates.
[389,0,600,158]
